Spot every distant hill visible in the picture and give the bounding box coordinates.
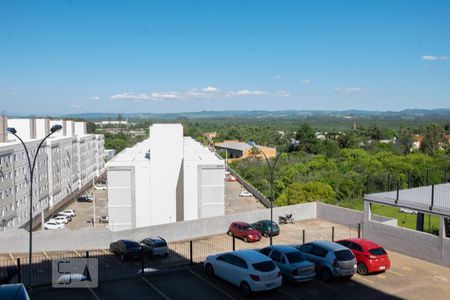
[60,109,450,121]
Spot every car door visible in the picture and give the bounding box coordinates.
[228,255,248,286]
[214,254,234,283]
[298,244,313,261]
[269,250,286,273]
[230,223,238,236]
[236,225,244,239]
[348,242,364,263]
[309,246,329,267]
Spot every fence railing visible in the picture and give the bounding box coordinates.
[0,223,361,287]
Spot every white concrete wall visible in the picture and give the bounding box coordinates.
[74,122,86,136]
[7,119,33,141]
[35,118,49,139]
[149,124,183,225]
[50,119,65,138]
[66,120,75,137]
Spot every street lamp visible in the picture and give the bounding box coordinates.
[7,124,62,288]
[251,142,293,246]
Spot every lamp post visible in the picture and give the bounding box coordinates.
[251,143,292,246]
[7,124,62,288]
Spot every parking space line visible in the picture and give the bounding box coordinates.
[102,249,109,255]
[142,277,171,300]
[74,250,82,257]
[312,279,343,293]
[87,286,100,300]
[354,275,374,284]
[9,253,17,266]
[279,288,300,300]
[402,266,412,271]
[188,269,237,300]
[387,270,404,277]
[43,251,50,260]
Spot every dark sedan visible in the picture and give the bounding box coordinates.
[109,239,142,261]
[252,220,280,238]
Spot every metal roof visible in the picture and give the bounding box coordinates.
[365,183,450,217]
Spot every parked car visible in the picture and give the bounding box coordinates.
[252,220,280,238]
[54,215,70,224]
[294,241,357,281]
[58,209,76,217]
[95,184,107,191]
[99,216,109,223]
[399,208,417,215]
[336,238,391,275]
[239,191,253,197]
[109,240,141,261]
[225,175,237,182]
[55,213,72,222]
[44,221,64,230]
[227,222,262,242]
[224,171,231,176]
[77,194,93,202]
[204,250,282,297]
[141,237,169,258]
[259,245,316,283]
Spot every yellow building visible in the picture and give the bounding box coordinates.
[214,140,277,160]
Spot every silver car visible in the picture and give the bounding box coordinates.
[259,245,316,283]
[294,241,356,281]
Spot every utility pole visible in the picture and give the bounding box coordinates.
[92,177,95,228]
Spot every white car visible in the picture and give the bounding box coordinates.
[53,215,70,224]
[59,209,76,217]
[44,221,64,230]
[239,191,253,197]
[94,184,107,191]
[204,250,282,296]
[400,208,418,214]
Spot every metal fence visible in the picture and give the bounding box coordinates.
[0,223,361,287]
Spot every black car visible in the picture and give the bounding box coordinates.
[141,237,169,258]
[109,240,142,261]
[77,195,93,202]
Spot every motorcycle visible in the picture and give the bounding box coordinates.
[278,213,295,224]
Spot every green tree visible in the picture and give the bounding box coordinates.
[421,124,445,155]
[398,125,413,155]
[295,123,318,153]
[276,181,335,205]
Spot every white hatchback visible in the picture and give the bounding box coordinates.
[59,209,76,217]
[204,250,282,296]
[239,191,253,197]
[44,221,64,230]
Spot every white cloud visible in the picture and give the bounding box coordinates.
[69,104,86,111]
[421,55,448,61]
[202,86,219,93]
[334,87,367,94]
[235,89,268,96]
[111,87,288,101]
[274,75,283,79]
[301,79,311,84]
[91,96,101,100]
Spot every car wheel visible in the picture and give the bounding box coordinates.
[243,236,248,242]
[357,263,368,275]
[240,281,251,297]
[227,230,233,236]
[120,253,125,261]
[320,268,332,281]
[205,264,214,277]
[263,232,269,238]
[290,218,295,224]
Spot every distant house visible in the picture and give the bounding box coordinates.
[214,140,276,160]
[412,135,424,150]
[202,132,218,141]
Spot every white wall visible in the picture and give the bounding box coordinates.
[149,124,183,225]
[7,119,33,141]
[66,120,75,137]
[35,118,49,139]
[74,122,86,135]
[50,119,65,138]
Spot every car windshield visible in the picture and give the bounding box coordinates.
[252,260,276,272]
[153,240,167,247]
[335,249,355,261]
[368,247,387,256]
[124,241,140,249]
[285,251,306,263]
[243,225,255,231]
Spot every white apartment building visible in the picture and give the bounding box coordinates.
[107,124,225,232]
[0,117,105,230]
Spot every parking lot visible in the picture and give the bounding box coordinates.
[3,218,450,299]
[225,180,265,214]
[32,250,450,300]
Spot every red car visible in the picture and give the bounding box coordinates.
[336,238,390,275]
[227,221,261,242]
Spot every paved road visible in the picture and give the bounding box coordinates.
[225,180,265,214]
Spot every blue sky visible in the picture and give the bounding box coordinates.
[1,0,449,114]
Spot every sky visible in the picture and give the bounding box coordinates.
[1,0,449,114]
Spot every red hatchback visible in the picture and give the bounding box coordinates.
[227,221,261,242]
[336,238,390,275]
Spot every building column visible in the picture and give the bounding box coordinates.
[439,216,446,265]
[363,200,372,238]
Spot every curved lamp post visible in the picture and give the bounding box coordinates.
[251,142,293,246]
[7,124,62,288]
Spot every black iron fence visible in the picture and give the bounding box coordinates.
[0,223,361,288]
